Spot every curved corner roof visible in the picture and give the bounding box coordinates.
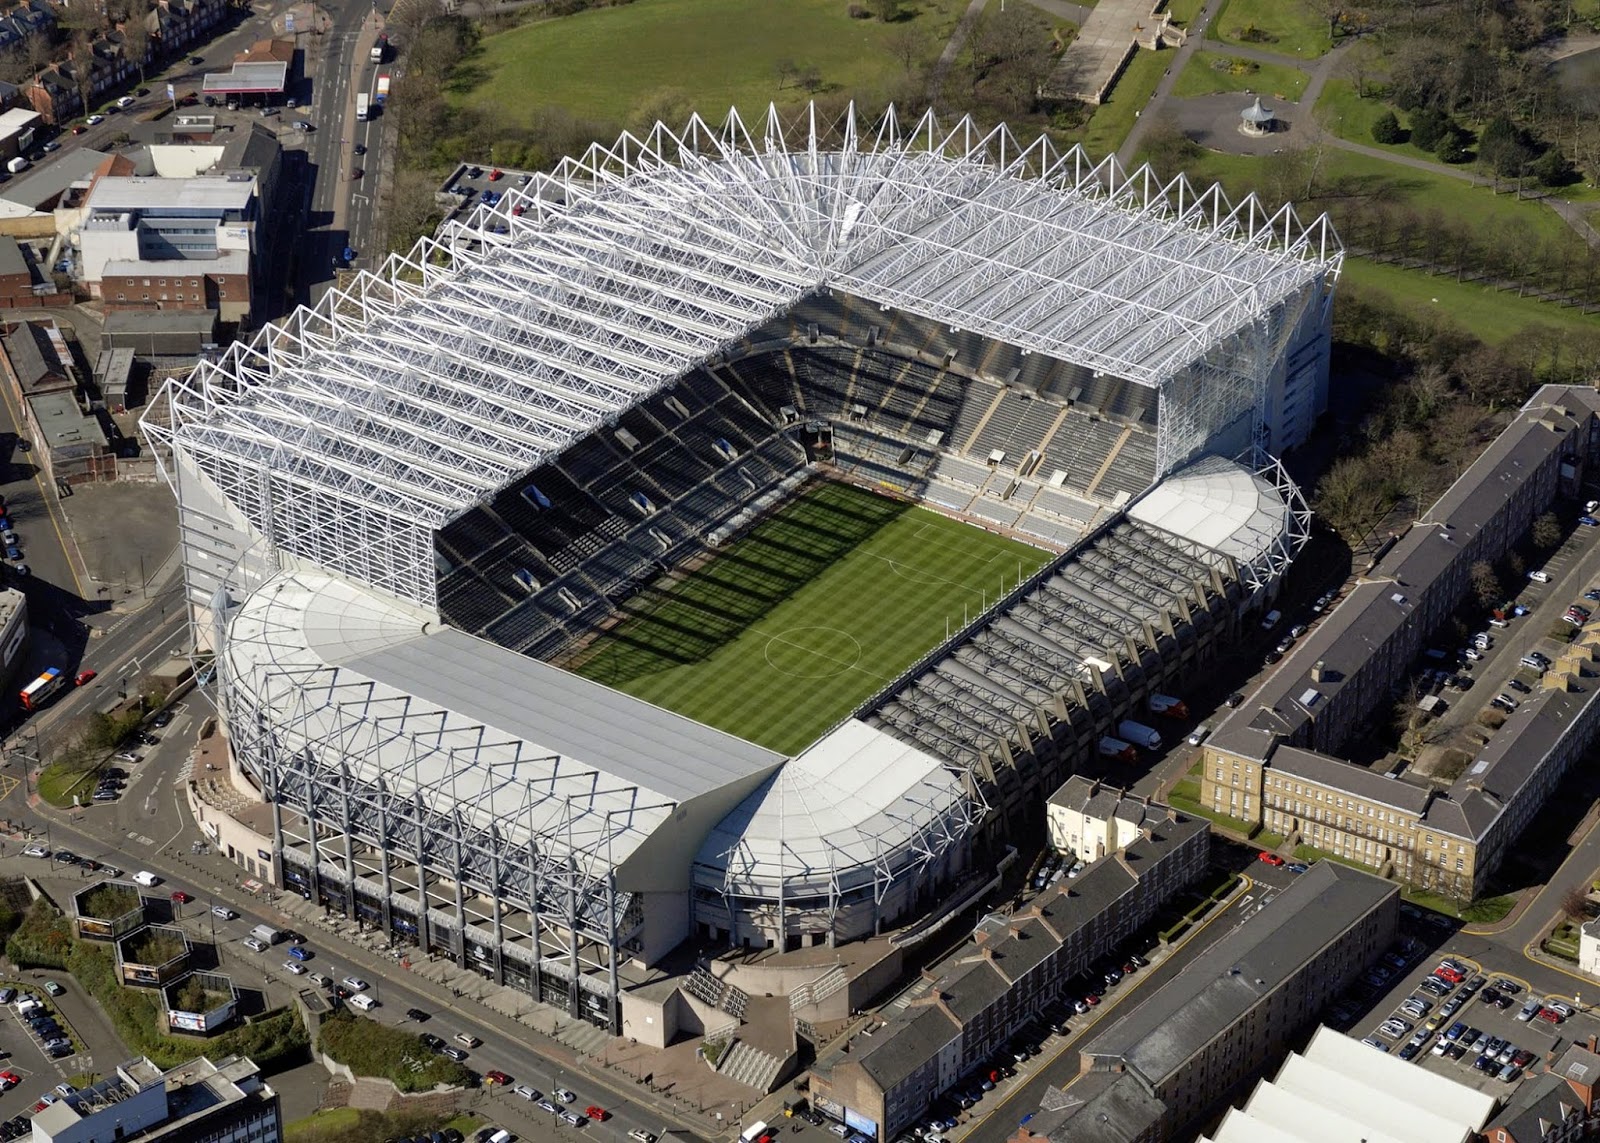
[1128,454,1294,570]
[694,719,975,898]
[223,570,782,870]
[147,102,1340,607]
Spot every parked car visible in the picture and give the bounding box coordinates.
[1257,852,1285,867]
[243,938,267,953]
[340,977,369,992]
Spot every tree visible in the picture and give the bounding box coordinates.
[883,23,931,76]
[1408,107,1456,152]
[1469,560,1500,607]
[0,47,28,86]
[874,0,901,21]
[387,0,443,53]
[774,57,798,90]
[1561,884,1591,922]
[1141,116,1200,172]
[1531,511,1562,550]
[1337,39,1379,97]
[122,0,152,84]
[1370,109,1402,144]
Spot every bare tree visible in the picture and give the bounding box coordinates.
[0,47,29,86]
[122,0,152,84]
[1469,559,1500,607]
[1531,511,1562,550]
[883,24,931,77]
[1561,884,1592,921]
[1336,39,1379,98]
[774,57,797,91]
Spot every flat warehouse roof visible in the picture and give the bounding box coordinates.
[201,62,288,93]
[88,175,254,213]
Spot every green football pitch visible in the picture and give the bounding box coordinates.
[567,481,1053,755]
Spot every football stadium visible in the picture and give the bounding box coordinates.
[145,105,1338,1031]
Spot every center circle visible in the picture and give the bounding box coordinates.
[764,626,863,679]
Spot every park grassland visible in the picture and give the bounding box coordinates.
[569,481,1052,754]
[1174,50,1308,101]
[1338,259,1600,346]
[455,0,959,128]
[1210,0,1332,58]
[1079,48,1168,158]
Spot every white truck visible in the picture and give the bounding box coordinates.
[1116,719,1162,750]
[250,924,285,945]
[370,33,387,62]
[355,93,369,121]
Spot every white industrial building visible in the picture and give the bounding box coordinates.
[145,104,1338,1028]
[77,174,256,291]
[1202,1025,1497,1143]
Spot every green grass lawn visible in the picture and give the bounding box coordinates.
[1212,0,1332,57]
[1173,50,1308,100]
[455,0,957,128]
[1080,47,1169,158]
[1340,258,1600,344]
[1164,0,1206,24]
[568,481,1051,753]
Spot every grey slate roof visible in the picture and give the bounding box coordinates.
[1484,1071,1585,1143]
[856,1003,960,1089]
[0,235,26,277]
[1208,385,1598,765]
[1038,1071,1167,1142]
[343,627,784,804]
[1083,862,1396,1088]
[1271,747,1431,815]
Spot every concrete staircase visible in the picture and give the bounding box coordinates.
[718,1040,785,1093]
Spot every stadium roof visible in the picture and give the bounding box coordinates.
[1127,453,1306,589]
[148,103,1341,608]
[693,719,978,898]
[222,570,784,871]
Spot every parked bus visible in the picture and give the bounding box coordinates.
[19,667,65,712]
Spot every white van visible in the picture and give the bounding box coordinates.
[1529,569,1551,583]
[486,1131,511,1143]
[5,157,27,175]
[1187,723,1212,747]
[132,871,160,887]
[347,993,378,1012]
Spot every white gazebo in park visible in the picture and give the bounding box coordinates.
[1240,97,1275,136]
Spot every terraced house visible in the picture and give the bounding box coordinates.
[809,801,1206,1139]
[1201,385,1600,901]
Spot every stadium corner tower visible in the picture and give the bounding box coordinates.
[143,106,1340,1030]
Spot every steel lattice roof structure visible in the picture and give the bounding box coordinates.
[146,103,1340,610]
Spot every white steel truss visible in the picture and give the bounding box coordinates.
[144,102,1340,608]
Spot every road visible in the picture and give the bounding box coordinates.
[949,873,1268,1143]
[6,709,709,1143]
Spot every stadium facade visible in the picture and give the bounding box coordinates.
[145,106,1340,1029]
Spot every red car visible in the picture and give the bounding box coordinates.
[484,1069,511,1085]
[1539,1007,1564,1023]
[488,168,503,181]
[1434,966,1464,984]
[170,891,192,904]
[585,1106,608,1122]
[1258,852,1285,866]
[0,1071,19,1088]
[75,670,96,686]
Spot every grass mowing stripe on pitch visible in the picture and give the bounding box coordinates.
[569,481,1052,753]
